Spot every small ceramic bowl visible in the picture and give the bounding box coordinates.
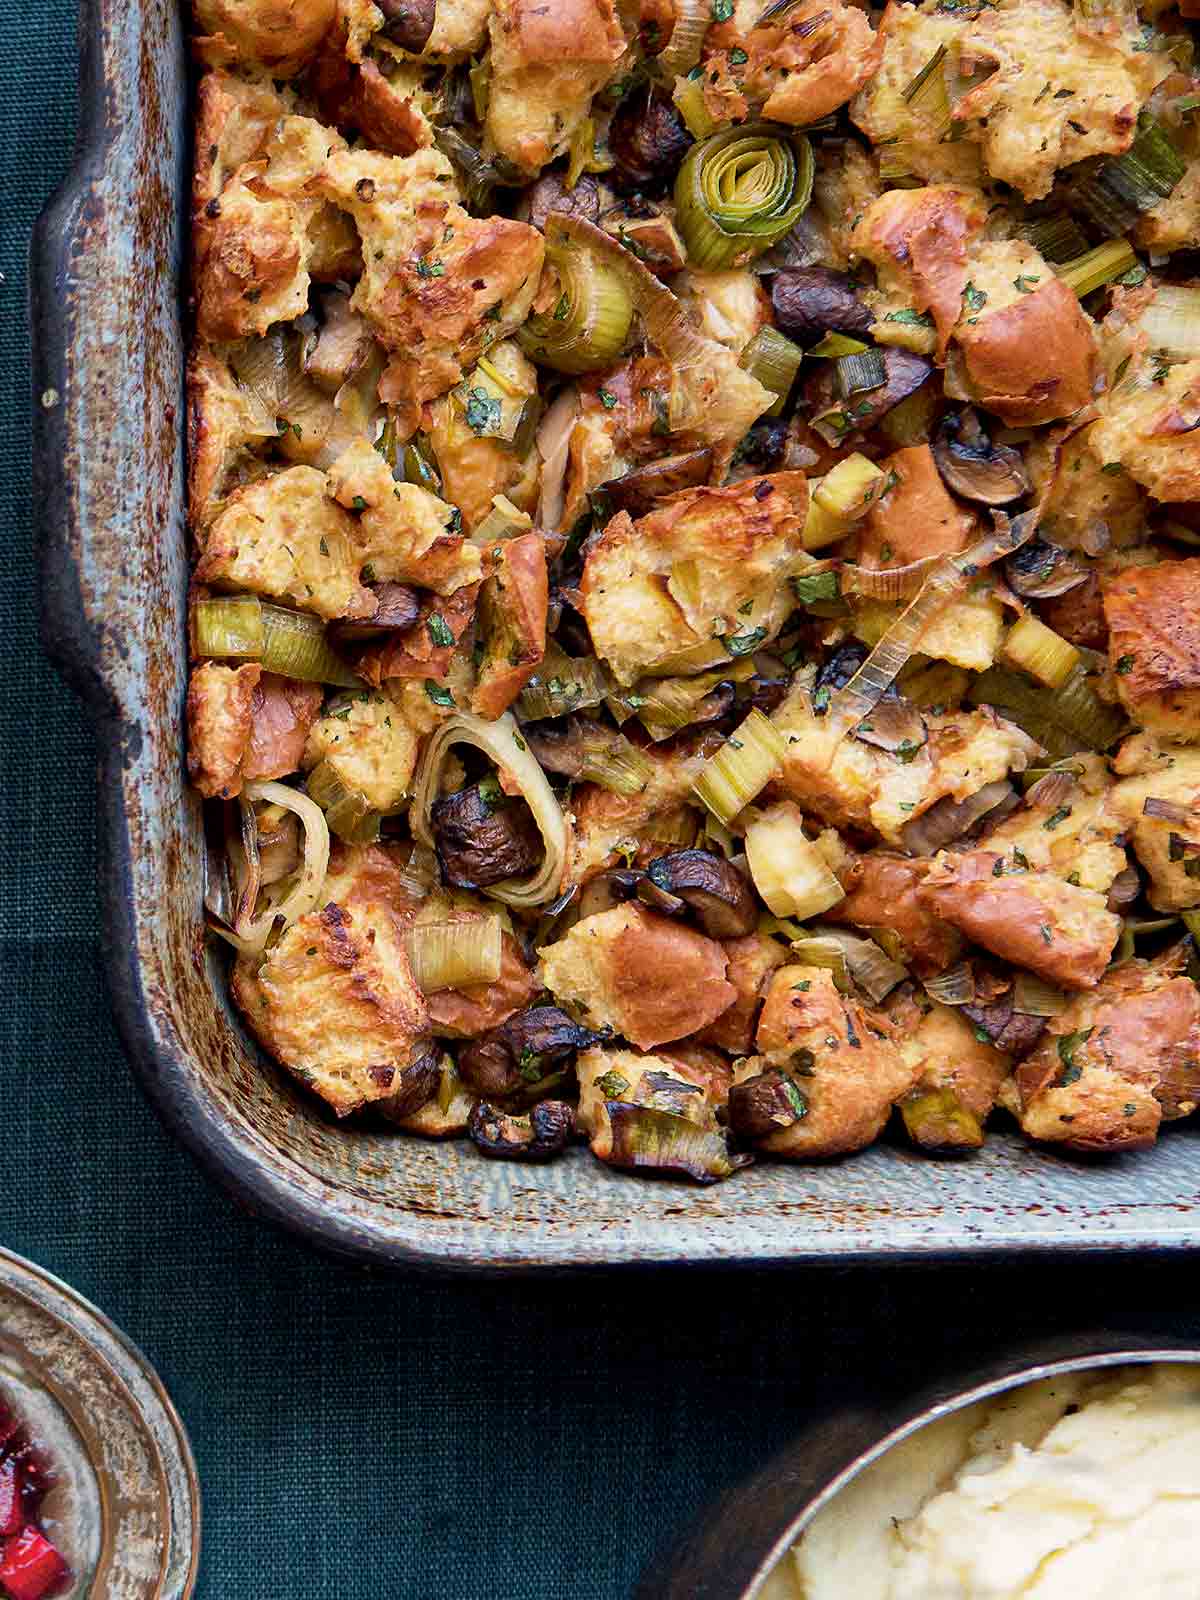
[635,1334,1200,1600]
[0,1248,200,1598]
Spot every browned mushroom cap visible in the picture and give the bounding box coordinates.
[608,89,693,193]
[1004,539,1090,602]
[899,780,1017,857]
[328,583,421,645]
[852,697,928,761]
[598,449,714,518]
[458,1005,601,1100]
[727,1071,809,1141]
[771,267,875,343]
[431,782,543,890]
[468,1100,576,1161]
[522,171,603,233]
[375,1045,442,1123]
[577,867,645,920]
[933,411,1032,506]
[377,0,436,51]
[960,994,1046,1058]
[645,850,758,938]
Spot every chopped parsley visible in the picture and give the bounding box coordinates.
[1043,805,1072,829]
[730,46,748,64]
[1013,274,1040,293]
[792,570,840,606]
[423,679,456,707]
[427,614,454,648]
[711,0,734,18]
[598,388,618,409]
[1115,653,1134,673]
[415,255,445,278]
[464,387,503,435]
[597,1070,630,1099]
[1101,462,1125,475]
[723,626,768,656]
[883,308,934,327]
[1056,1026,1094,1085]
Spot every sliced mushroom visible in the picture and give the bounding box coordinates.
[328,583,421,645]
[636,876,687,915]
[732,419,792,474]
[608,89,693,194]
[960,994,1046,1058]
[375,1045,442,1123]
[771,267,875,342]
[598,449,714,517]
[1004,539,1090,602]
[522,171,603,233]
[577,867,644,920]
[813,641,871,706]
[1106,863,1141,913]
[645,850,758,938]
[377,0,437,52]
[900,780,1017,857]
[468,1099,576,1161]
[727,1071,809,1141]
[852,697,928,761]
[601,1103,753,1183]
[932,410,1032,506]
[458,1005,600,1101]
[430,782,544,890]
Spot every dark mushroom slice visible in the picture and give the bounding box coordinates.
[960,994,1047,1058]
[601,1103,753,1183]
[771,267,875,343]
[852,696,928,761]
[598,448,714,517]
[733,419,791,473]
[1106,863,1141,913]
[727,1071,809,1141]
[377,0,437,51]
[458,1005,600,1101]
[900,780,1017,857]
[607,89,693,193]
[577,866,645,920]
[430,781,544,890]
[328,582,421,645]
[468,1099,576,1161]
[933,410,1032,506]
[636,876,687,915]
[1004,538,1090,602]
[522,170,603,232]
[813,641,874,708]
[645,850,758,938]
[375,1045,442,1123]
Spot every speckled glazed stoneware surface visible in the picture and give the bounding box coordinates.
[29,0,1200,1272]
[0,1249,199,1599]
[636,1337,1200,1600]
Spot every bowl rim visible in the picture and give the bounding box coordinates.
[639,1334,1200,1600]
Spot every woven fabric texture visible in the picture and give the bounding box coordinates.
[3,5,1198,1598]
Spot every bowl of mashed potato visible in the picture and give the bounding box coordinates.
[638,1345,1200,1600]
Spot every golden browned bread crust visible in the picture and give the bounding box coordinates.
[1103,558,1200,740]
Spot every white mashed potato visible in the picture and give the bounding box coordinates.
[763,1364,1200,1600]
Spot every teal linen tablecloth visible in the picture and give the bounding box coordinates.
[5,6,1200,1597]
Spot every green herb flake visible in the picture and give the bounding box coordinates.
[962,281,988,313]
[464,387,503,436]
[883,308,934,327]
[424,679,456,707]
[1056,1026,1094,1084]
[1115,653,1134,673]
[711,0,734,17]
[1043,805,1072,830]
[427,614,454,648]
[723,626,768,656]
[552,292,571,322]
[351,495,367,511]
[973,1025,991,1044]
[416,255,445,278]
[597,1069,630,1098]
[1039,923,1054,944]
[792,980,811,992]
[598,388,618,409]
[792,570,840,606]
[1014,274,1040,293]
[1101,462,1125,475]
[730,46,748,64]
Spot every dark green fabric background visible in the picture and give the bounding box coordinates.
[4,6,1199,1597]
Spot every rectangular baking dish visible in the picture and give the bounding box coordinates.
[31,0,1200,1272]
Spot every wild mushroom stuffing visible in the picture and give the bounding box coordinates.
[186,0,1200,1183]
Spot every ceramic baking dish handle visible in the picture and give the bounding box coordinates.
[31,0,187,731]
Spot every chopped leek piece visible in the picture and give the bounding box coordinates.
[1017,214,1090,266]
[743,802,845,919]
[402,434,442,494]
[877,144,920,187]
[1054,238,1140,298]
[674,124,815,271]
[566,117,613,189]
[834,350,886,400]
[470,494,534,547]
[901,1089,983,1151]
[692,709,787,826]
[404,917,503,992]
[1053,666,1129,750]
[1070,113,1186,237]
[807,924,907,1002]
[1001,614,1081,689]
[787,937,850,990]
[902,44,947,104]
[878,384,938,447]
[808,331,869,359]
[193,596,265,659]
[577,732,655,796]
[1137,287,1200,361]
[924,962,975,1006]
[260,605,360,687]
[804,453,887,550]
[969,665,1126,753]
[518,219,635,374]
[630,660,754,741]
[739,327,804,415]
[1183,909,1200,940]
[673,76,719,140]
[1011,972,1068,1017]
[516,644,610,721]
[305,759,382,845]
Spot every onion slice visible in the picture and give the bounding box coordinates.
[924,961,976,1006]
[410,711,569,908]
[209,781,331,956]
[654,0,711,79]
[1143,796,1200,828]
